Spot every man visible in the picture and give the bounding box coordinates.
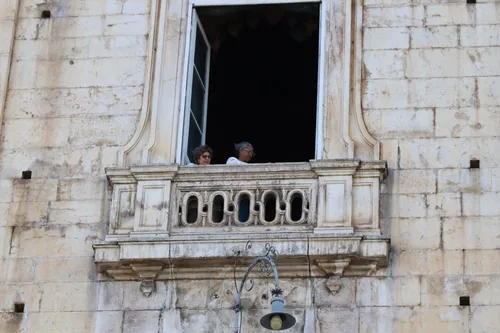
[226,142,254,165]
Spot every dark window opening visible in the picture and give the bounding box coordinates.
[186,3,320,164]
[264,193,277,221]
[290,192,303,222]
[212,195,225,223]
[237,194,251,223]
[186,196,199,223]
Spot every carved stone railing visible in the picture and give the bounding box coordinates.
[94,160,390,281]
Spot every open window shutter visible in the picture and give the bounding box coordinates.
[182,9,211,164]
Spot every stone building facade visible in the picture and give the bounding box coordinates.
[1,0,500,332]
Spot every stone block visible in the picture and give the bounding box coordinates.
[463,192,500,216]
[359,307,413,333]
[391,217,441,249]
[16,17,104,39]
[0,313,23,333]
[363,50,405,78]
[461,25,500,47]
[104,15,149,36]
[465,250,500,275]
[461,47,500,77]
[5,86,143,119]
[427,193,462,217]
[363,27,410,49]
[399,138,468,169]
[438,168,491,193]
[0,283,42,312]
[410,26,458,48]
[0,258,35,282]
[98,282,124,311]
[35,257,96,281]
[362,79,409,109]
[101,146,121,170]
[313,278,355,307]
[95,311,123,333]
[363,108,435,139]
[40,282,98,311]
[0,180,13,203]
[478,77,500,107]
[122,0,151,14]
[10,224,105,257]
[421,276,466,306]
[0,21,15,56]
[426,4,500,26]
[68,115,138,147]
[88,35,148,58]
[0,227,12,258]
[123,310,160,333]
[436,107,500,138]
[399,194,427,218]
[9,57,146,89]
[25,312,96,333]
[0,203,8,226]
[0,0,17,21]
[0,147,100,179]
[317,308,358,333]
[391,250,463,276]
[364,0,412,5]
[13,38,91,61]
[356,277,420,306]
[381,193,399,218]
[443,217,500,250]
[363,6,424,27]
[7,201,49,224]
[0,56,9,98]
[18,0,124,17]
[123,281,168,310]
[471,306,500,333]
[12,179,58,202]
[406,49,460,78]
[398,169,437,194]
[409,78,475,108]
[57,178,106,201]
[1,118,70,149]
[48,200,104,224]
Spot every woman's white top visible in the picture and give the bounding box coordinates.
[226,157,247,165]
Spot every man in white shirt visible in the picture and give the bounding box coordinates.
[226,142,255,165]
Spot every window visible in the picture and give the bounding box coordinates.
[180,1,322,164]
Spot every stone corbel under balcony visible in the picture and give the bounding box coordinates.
[94,160,389,281]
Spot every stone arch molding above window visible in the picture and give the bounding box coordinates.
[117,0,380,167]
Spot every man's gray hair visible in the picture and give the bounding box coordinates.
[234,141,252,157]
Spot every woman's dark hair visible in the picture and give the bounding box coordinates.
[192,145,213,164]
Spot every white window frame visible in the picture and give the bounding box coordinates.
[176,0,325,164]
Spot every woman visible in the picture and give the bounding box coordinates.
[188,145,213,165]
[226,142,254,165]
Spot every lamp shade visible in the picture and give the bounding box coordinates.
[260,296,296,330]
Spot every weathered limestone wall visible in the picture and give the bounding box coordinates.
[0,0,499,332]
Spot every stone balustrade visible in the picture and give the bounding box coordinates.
[94,160,390,281]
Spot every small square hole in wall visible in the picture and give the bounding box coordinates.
[459,296,470,306]
[41,10,51,18]
[466,0,476,4]
[22,170,32,179]
[470,159,480,169]
[14,303,25,313]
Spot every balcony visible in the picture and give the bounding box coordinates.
[94,160,390,281]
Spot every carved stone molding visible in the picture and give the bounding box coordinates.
[139,280,156,297]
[94,234,390,280]
[326,276,342,294]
